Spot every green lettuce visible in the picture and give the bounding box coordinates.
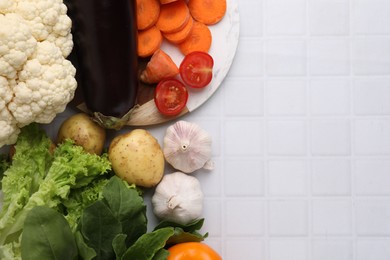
[0,123,111,258]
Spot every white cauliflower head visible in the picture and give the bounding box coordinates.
[0,0,77,148]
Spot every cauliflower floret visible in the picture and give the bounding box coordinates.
[0,0,77,148]
[14,0,73,57]
[0,0,17,14]
[0,77,20,147]
[0,13,37,79]
[8,41,76,126]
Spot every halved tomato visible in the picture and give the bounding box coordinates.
[154,78,188,116]
[179,51,214,88]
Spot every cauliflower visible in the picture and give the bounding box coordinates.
[0,0,76,148]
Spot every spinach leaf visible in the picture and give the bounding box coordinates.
[75,231,96,260]
[102,177,147,246]
[166,227,207,245]
[154,218,208,246]
[154,218,206,233]
[112,233,127,259]
[81,200,122,260]
[152,249,170,260]
[21,206,78,260]
[121,227,174,260]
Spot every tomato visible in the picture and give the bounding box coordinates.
[167,242,222,260]
[154,78,188,116]
[179,51,214,88]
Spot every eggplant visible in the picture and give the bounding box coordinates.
[65,0,139,129]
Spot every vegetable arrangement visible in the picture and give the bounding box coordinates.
[0,119,218,259]
[0,0,226,258]
[137,0,226,116]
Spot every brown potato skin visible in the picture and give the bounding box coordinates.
[57,113,106,154]
[108,129,165,188]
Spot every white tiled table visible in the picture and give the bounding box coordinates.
[15,0,390,259]
[181,0,390,259]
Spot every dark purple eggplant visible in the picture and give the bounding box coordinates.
[65,0,138,129]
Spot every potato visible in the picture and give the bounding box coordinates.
[108,129,165,188]
[57,113,106,154]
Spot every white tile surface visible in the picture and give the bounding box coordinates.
[308,38,350,75]
[265,40,307,76]
[352,37,390,75]
[310,119,351,155]
[312,199,352,236]
[208,1,390,258]
[308,0,349,35]
[268,200,308,236]
[268,160,308,196]
[309,78,351,115]
[311,159,351,196]
[266,79,306,116]
[312,239,353,260]
[267,120,307,155]
[269,239,308,260]
[356,240,390,260]
[352,0,390,34]
[265,0,306,35]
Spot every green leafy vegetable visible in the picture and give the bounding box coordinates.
[78,176,148,259]
[0,123,111,258]
[154,218,208,246]
[0,154,10,190]
[21,206,77,260]
[81,200,122,260]
[63,177,109,232]
[102,176,147,245]
[75,231,96,260]
[121,227,175,260]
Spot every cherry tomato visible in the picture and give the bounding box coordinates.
[179,51,214,88]
[167,242,222,260]
[154,78,188,116]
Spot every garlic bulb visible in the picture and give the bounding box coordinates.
[163,120,213,173]
[152,171,203,225]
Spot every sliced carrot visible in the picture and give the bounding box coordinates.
[136,0,160,30]
[188,0,227,25]
[178,21,212,55]
[137,26,163,58]
[155,0,190,33]
[160,0,178,4]
[140,49,179,84]
[163,15,194,44]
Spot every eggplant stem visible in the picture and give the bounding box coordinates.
[92,105,139,130]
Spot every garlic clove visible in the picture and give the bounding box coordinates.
[151,171,204,225]
[163,120,212,173]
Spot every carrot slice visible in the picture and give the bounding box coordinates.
[178,21,212,55]
[137,26,163,57]
[136,0,160,30]
[160,0,178,4]
[188,0,227,25]
[140,49,179,84]
[163,15,194,44]
[155,0,190,33]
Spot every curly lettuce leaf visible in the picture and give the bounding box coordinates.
[0,124,111,250]
[0,124,53,244]
[63,177,109,232]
